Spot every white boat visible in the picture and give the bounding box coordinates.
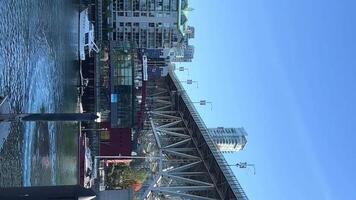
[79,8,99,60]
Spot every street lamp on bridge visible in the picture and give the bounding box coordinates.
[180,79,199,88]
[227,162,256,175]
[177,66,190,75]
[192,100,213,110]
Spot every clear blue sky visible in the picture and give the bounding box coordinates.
[177,0,356,199]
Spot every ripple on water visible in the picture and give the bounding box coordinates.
[0,0,79,187]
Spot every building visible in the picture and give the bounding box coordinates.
[208,127,248,153]
[100,124,132,156]
[94,46,175,158]
[170,44,194,62]
[108,0,194,62]
[185,25,195,38]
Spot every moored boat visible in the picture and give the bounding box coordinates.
[79,8,99,60]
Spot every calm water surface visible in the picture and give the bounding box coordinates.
[0,0,80,186]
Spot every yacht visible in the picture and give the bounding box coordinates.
[79,8,99,60]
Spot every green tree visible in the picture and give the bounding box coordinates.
[106,164,149,189]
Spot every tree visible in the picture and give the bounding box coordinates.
[105,164,148,189]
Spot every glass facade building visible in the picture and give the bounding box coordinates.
[110,49,135,128]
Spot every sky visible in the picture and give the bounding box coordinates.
[177,0,356,199]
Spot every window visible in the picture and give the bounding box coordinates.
[100,131,110,141]
[84,33,89,44]
[118,32,124,41]
[113,32,116,40]
[149,23,155,27]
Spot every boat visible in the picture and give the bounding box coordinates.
[0,95,8,107]
[79,8,99,60]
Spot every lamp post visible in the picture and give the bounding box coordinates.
[180,79,198,88]
[177,66,190,76]
[227,162,256,175]
[192,100,213,110]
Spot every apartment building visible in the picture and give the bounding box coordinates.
[108,0,194,62]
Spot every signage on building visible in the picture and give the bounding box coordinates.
[111,94,118,103]
[143,55,148,81]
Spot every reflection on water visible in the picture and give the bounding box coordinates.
[0,0,80,187]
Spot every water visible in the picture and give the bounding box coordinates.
[0,0,80,187]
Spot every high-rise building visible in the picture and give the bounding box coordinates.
[108,0,195,62]
[208,127,248,153]
[184,25,195,38]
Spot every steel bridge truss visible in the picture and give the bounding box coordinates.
[143,84,220,200]
[140,73,248,200]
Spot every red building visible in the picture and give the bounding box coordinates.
[100,122,132,156]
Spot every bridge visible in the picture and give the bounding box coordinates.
[141,72,248,200]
